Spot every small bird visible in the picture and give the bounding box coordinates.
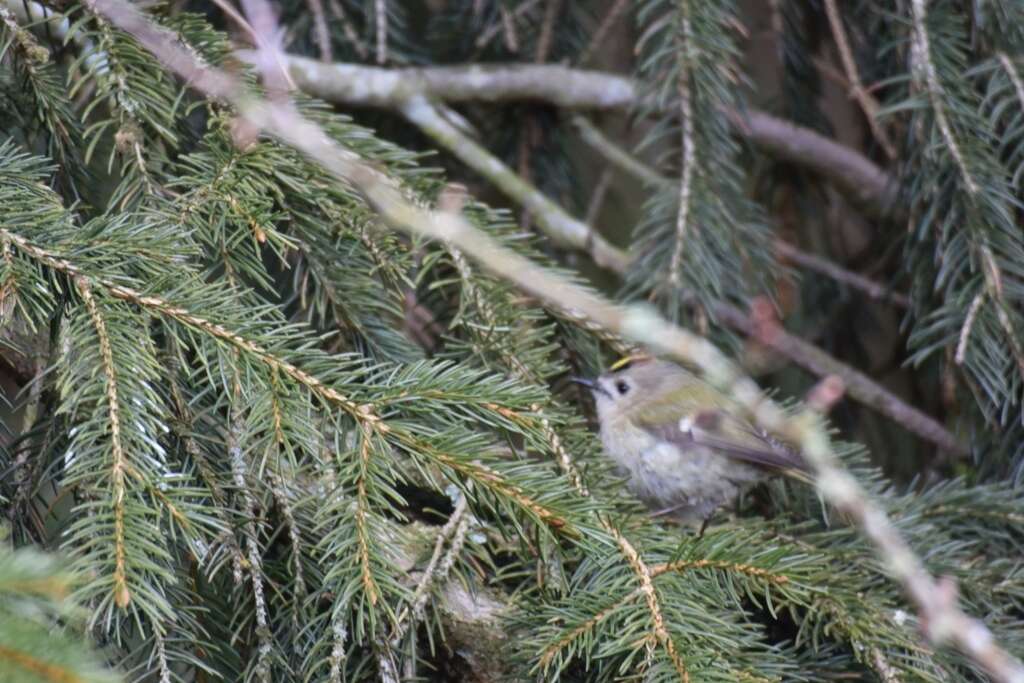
[573,356,808,526]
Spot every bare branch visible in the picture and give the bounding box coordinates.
[401,99,629,272]
[235,50,898,219]
[714,300,967,458]
[822,0,896,159]
[578,0,630,66]
[572,116,667,187]
[774,240,910,308]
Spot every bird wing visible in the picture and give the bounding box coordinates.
[637,407,811,480]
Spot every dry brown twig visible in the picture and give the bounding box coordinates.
[822,0,897,159]
[69,2,1024,680]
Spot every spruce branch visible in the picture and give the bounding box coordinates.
[997,52,1024,111]
[77,279,130,610]
[909,0,977,195]
[667,0,696,291]
[2,224,579,534]
[227,402,273,683]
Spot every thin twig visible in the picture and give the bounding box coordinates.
[578,0,630,66]
[499,4,519,52]
[584,168,613,227]
[572,115,670,187]
[327,0,367,59]
[534,0,563,63]
[306,0,331,62]
[475,0,541,50]
[909,0,977,195]
[955,291,985,365]
[375,0,386,64]
[668,0,695,289]
[822,0,896,159]
[209,0,258,45]
[775,240,910,308]
[78,5,1022,678]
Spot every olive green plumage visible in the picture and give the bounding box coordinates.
[579,358,807,523]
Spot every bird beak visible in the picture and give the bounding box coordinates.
[570,377,610,398]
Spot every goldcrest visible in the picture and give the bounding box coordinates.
[574,357,807,524]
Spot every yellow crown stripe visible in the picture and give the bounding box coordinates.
[610,354,653,371]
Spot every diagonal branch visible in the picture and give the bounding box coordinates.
[405,98,958,456]
[401,99,629,271]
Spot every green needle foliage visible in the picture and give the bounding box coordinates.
[0,2,1022,682]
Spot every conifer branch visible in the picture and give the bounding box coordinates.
[909,0,977,195]
[2,223,577,535]
[980,246,1024,380]
[77,280,131,610]
[388,493,470,648]
[668,0,695,290]
[997,53,1024,110]
[539,556,792,670]
[355,422,380,605]
[228,404,273,683]
[608,524,689,681]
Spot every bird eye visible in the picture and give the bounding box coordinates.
[615,380,629,395]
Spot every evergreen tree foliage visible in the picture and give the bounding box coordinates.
[0,1,1022,681]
